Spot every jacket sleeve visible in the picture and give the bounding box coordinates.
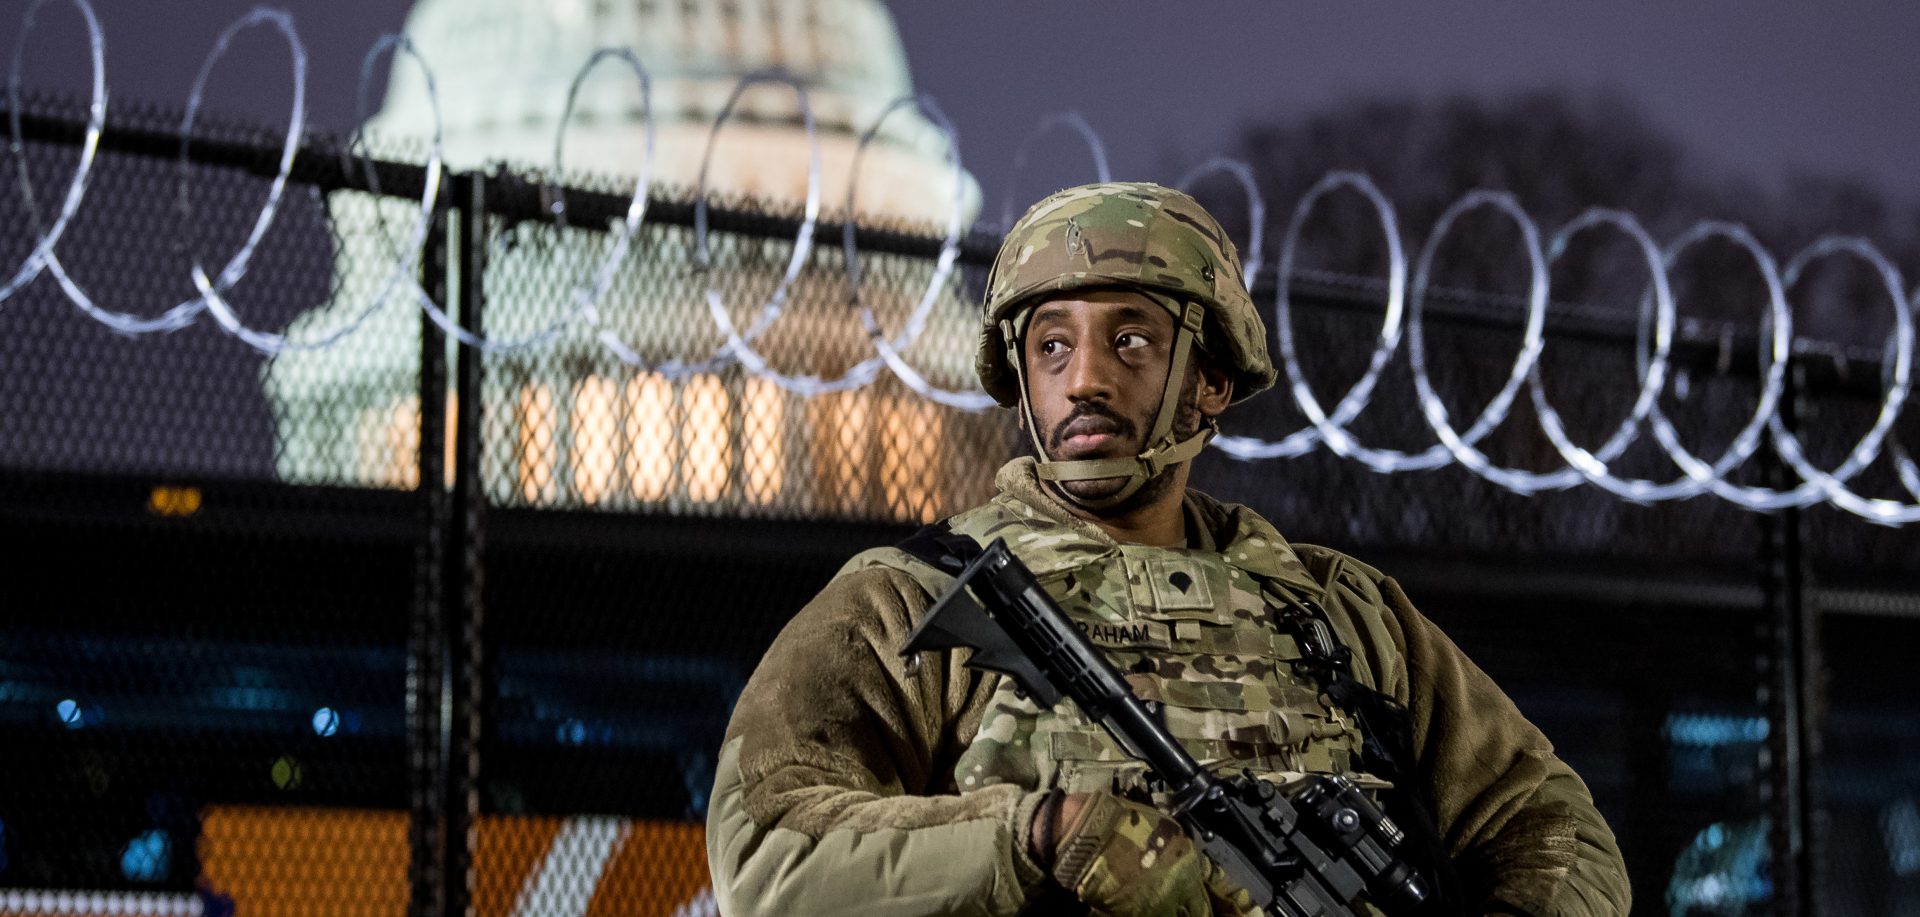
[706,567,1051,917]
[1374,575,1632,917]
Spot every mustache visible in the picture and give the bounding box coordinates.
[1047,403,1137,451]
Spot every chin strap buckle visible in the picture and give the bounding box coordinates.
[1136,445,1163,478]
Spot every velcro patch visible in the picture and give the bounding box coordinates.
[1148,556,1215,611]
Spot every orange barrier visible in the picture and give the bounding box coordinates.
[195,806,710,917]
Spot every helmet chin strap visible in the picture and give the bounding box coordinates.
[1002,298,1214,511]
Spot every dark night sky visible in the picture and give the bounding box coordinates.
[892,1,1920,217]
[3,0,1917,218]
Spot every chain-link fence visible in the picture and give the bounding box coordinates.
[1,93,1916,917]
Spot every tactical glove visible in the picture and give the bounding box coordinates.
[1204,865,1263,917]
[1041,791,1216,917]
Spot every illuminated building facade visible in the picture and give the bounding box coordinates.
[264,0,999,522]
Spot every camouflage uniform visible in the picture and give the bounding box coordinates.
[708,184,1630,916]
[867,478,1372,800]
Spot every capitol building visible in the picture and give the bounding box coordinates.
[264,0,1001,522]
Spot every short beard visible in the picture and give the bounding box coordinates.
[1044,367,1208,514]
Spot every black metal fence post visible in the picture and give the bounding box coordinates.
[1761,359,1822,917]
[410,186,453,917]
[441,170,489,917]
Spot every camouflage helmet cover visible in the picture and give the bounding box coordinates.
[976,182,1278,407]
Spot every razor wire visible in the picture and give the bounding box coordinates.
[3,2,1918,524]
[842,93,990,410]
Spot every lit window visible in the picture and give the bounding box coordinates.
[357,395,456,489]
[808,390,870,514]
[571,377,619,505]
[743,377,785,505]
[683,374,733,503]
[356,403,408,489]
[881,394,942,522]
[625,373,675,502]
[517,383,558,504]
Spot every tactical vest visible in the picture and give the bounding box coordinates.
[846,491,1385,804]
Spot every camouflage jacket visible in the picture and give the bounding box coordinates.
[707,459,1630,916]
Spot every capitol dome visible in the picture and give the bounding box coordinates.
[372,0,979,223]
[265,0,999,523]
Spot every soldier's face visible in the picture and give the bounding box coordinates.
[1020,289,1182,501]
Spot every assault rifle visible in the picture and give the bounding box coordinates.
[900,537,1430,917]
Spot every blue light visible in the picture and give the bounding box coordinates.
[0,816,9,875]
[120,829,171,882]
[557,720,588,746]
[214,687,291,711]
[1666,819,1770,913]
[56,698,83,729]
[682,752,714,817]
[1885,798,1920,877]
[1663,713,1769,747]
[312,707,339,737]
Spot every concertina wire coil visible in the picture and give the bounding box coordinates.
[5,0,1919,525]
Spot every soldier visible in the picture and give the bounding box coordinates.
[707,182,1630,916]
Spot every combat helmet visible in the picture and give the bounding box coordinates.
[978,182,1277,509]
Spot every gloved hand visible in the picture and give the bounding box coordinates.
[1204,861,1263,917]
[1032,791,1216,917]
